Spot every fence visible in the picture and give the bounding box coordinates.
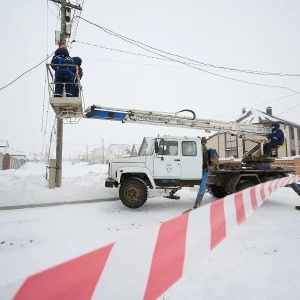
[0,153,27,170]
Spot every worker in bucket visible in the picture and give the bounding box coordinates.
[263,122,284,156]
[72,57,83,97]
[51,43,75,97]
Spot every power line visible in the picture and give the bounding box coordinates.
[77,40,263,72]
[214,92,299,119]
[79,17,300,78]
[47,0,59,18]
[0,53,54,92]
[69,0,85,48]
[74,39,300,77]
[275,104,300,116]
[82,57,200,69]
[73,40,173,62]
[78,17,300,93]
[41,69,47,132]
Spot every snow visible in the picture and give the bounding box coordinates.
[236,109,279,124]
[0,162,118,206]
[0,162,300,299]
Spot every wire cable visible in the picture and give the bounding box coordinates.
[41,69,47,132]
[79,17,300,79]
[69,0,85,48]
[214,92,299,119]
[275,104,300,116]
[78,18,300,93]
[0,53,54,92]
[82,57,199,69]
[73,40,173,62]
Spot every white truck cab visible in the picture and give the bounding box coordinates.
[105,136,204,208]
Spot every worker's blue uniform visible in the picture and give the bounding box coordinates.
[51,48,75,97]
[263,123,284,156]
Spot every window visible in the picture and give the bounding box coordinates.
[291,150,296,156]
[297,129,300,142]
[182,141,197,156]
[157,140,178,156]
[225,134,237,150]
[289,127,295,140]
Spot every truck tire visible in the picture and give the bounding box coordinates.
[235,180,255,192]
[119,177,148,209]
[209,184,227,198]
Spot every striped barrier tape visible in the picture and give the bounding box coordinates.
[3,175,300,300]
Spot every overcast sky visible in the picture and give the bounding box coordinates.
[1,0,299,156]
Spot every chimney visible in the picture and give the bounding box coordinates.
[242,107,246,114]
[266,106,273,116]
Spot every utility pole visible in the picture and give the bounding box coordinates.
[102,139,105,164]
[50,0,82,187]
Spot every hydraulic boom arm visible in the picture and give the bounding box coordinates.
[85,105,270,143]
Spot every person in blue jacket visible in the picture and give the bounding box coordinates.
[72,57,83,97]
[51,43,75,97]
[263,122,284,156]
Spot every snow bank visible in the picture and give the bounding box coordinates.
[0,162,118,207]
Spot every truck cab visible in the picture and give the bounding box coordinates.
[105,136,204,208]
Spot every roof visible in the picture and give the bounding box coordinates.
[0,140,9,150]
[108,144,131,156]
[92,148,106,156]
[236,108,300,128]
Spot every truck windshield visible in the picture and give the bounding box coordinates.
[145,139,155,156]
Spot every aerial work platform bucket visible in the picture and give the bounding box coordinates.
[46,64,84,123]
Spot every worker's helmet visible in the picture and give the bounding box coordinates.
[271,122,280,129]
[73,57,82,66]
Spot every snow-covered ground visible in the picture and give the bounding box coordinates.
[1,162,300,299]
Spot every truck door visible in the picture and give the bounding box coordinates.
[153,139,180,178]
[180,140,203,179]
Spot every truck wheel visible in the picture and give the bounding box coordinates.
[119,178,148,209]
[209,185,227,198]
[235,180,255,192]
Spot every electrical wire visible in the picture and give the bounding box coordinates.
[73,40,173,62]
[69,0,85,48]
[82,57,199,69]
[275,104,300,116]
[79,17,300,79]
[0,53,54,92]
[41,69,47,132]
[47,0,58,18]
[214,92,299,119]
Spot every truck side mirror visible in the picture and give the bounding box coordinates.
[155,141,159,153]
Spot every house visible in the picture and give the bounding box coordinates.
[138,137,152,156]
[105,144,132,162]
[130,144,139,157]
[0,146,27,170]
[88,147,107,164]
[206,107,300,158]
[0,140,9,154]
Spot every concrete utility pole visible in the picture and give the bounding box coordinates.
[50,0,82,187]
[102,139,105,164]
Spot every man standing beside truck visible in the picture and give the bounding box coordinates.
[201,137,209,170]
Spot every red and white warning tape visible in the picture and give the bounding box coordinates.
[3,175,300,300]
